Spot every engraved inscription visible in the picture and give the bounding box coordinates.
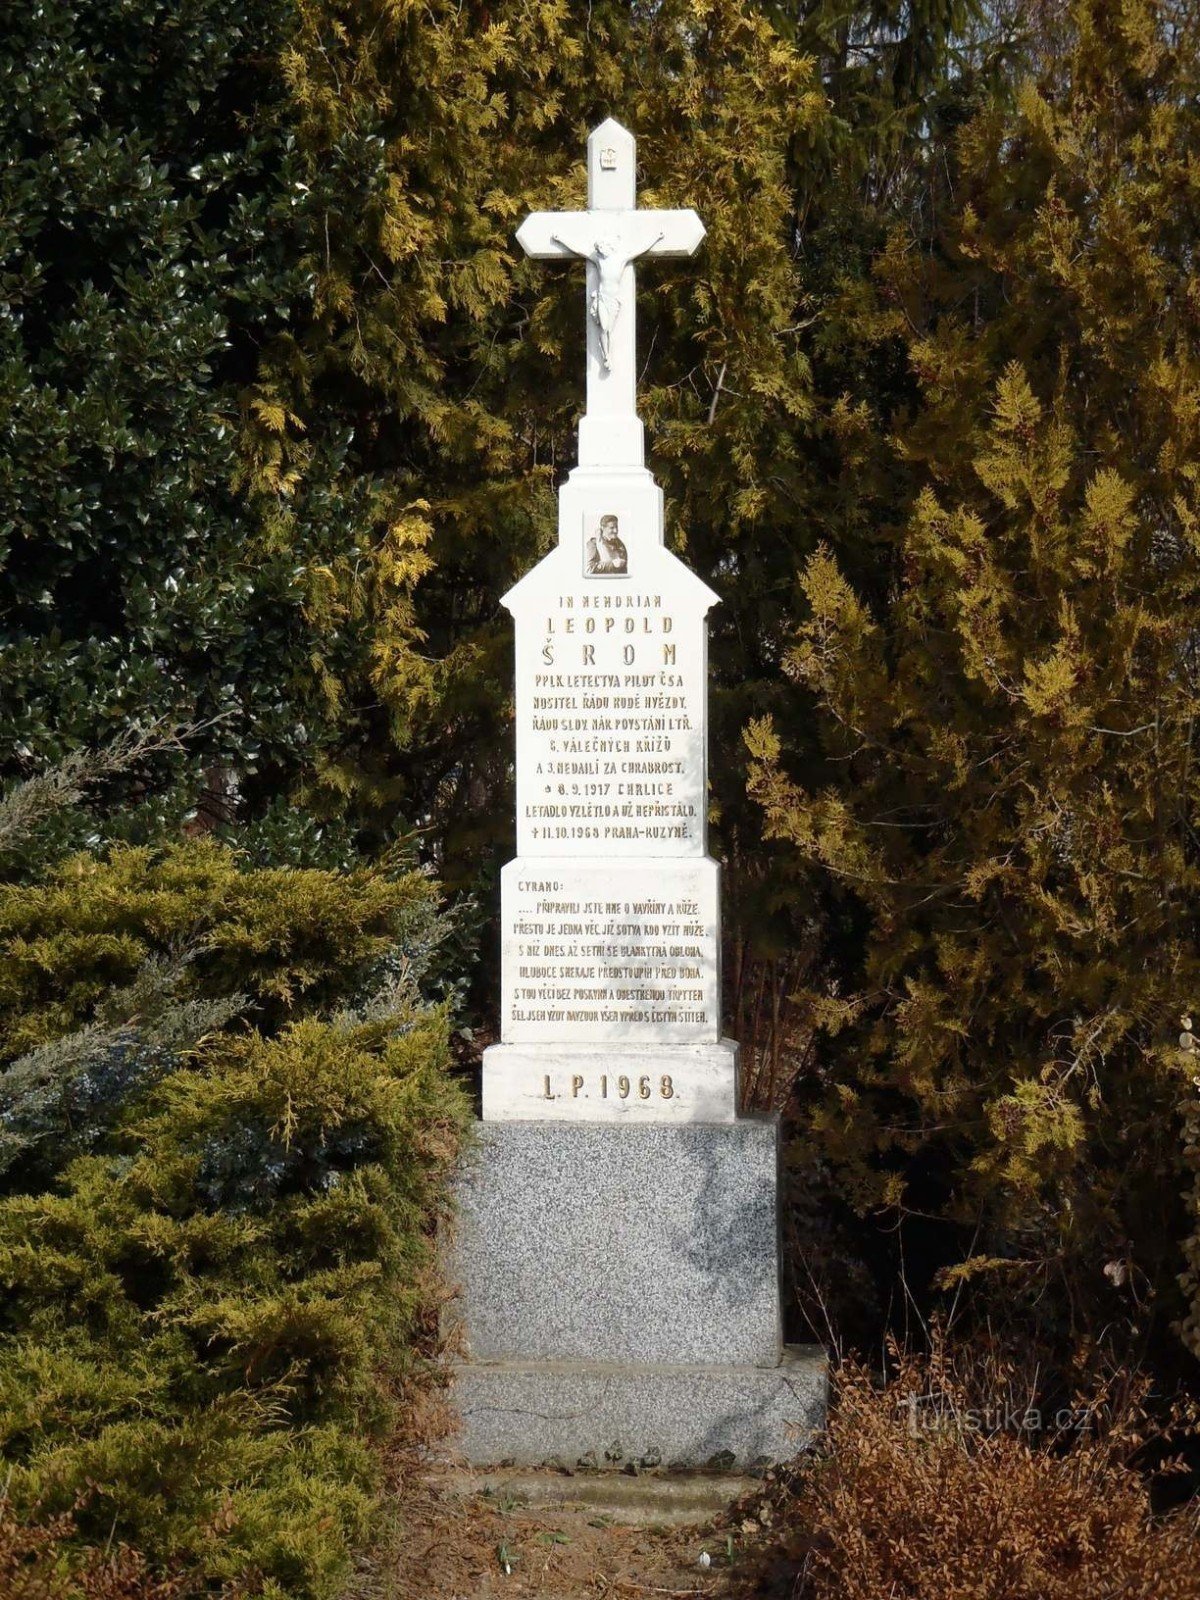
[501,860,720,1043]
[520,584,704,855]
[537,1071,676,1104]
[511,891,709,1027]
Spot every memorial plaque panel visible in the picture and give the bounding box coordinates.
[500,858,719,1043]
[515,578,707,858]
[480,1040,738,1122]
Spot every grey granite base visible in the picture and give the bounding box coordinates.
[452,1347,826,1467]
[445,1117,825,1467]
[449,1119,781,1366]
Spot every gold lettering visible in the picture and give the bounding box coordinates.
[661,1074,674,1099]
[571,1074,584,1097]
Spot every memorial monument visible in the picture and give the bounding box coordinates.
[450,119,824,1467]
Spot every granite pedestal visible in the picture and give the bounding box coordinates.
[448,1121,825,1465]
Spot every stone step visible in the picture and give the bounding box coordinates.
[468,1467,756,1527]
[451,1346,826,1468]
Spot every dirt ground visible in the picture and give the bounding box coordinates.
[375,1460,806,1600]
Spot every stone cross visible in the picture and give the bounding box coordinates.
[450,117,819,1475]
[516,118,704,469]
[488,120,727,1090]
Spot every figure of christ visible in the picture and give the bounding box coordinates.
[551,225,665,370]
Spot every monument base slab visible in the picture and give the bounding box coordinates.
[449,1119,781,1366]
[450,1348,826,1467]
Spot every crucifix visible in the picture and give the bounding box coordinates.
[516,118,705,469]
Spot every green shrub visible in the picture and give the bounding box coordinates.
[0,836,468,1597]
[0,836,440,1060]
[0,1494,188,1599]
[0,834,449,1194]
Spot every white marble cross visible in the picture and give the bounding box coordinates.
[516,118,704,469]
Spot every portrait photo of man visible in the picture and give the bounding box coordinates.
[584,513,628,576]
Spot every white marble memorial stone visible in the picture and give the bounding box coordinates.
[450,120,823,1470]
[482,118,739,1124]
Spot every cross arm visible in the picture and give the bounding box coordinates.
[516,208,706,262]
[630,209,706,259]
[516,212,596,260]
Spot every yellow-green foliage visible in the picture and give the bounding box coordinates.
[748,0,1200,1342]
[0,839,468,1597]
[0,0,821,879]
[0,837,437,1057]
[244,0,822,878]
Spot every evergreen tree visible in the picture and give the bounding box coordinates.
[0,0,436,860]
[246,0,825,894]
[1,0,834,900]
[749,0,1200,1352]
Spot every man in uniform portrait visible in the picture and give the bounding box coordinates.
[585,513,628,576]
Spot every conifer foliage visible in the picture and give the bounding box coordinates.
[0,769,467,1595]
[5,0,1200,1583]
[749,0,1200,1345]
[1,0,831,875]
[0,0,441,852]
[247,0,825,876]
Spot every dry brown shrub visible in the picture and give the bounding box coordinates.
[776,1341,1200,1599]
[0,1496,196,1600]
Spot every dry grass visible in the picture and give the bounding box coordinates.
[755,1341,1200,1599]
[366,1466,721,1599]
[349,1375,788,1600]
